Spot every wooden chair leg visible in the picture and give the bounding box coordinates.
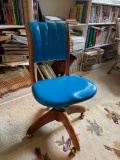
[55,111,80,151]
[107,61,118,74]
[66,104,86,118]
[27,109,56,135]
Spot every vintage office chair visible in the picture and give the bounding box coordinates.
[26,22,97,151]
[107,18,120,74]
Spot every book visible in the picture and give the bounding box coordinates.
[76,4,84,22]
[33,0,39,21]
[0,36,11,42]
[16,0,22,25]
[22,0,29,24]
[44,16,64,22]
[1,54,28,62]
[1,30,19,35]
[0,0,6,24]
[38,63,52,79]
[12,0,19,24]
[69,7,77,19]
[87,28,94,48]
[0,0,5,24]
[44,63,56,78]
[2,60,29,67]
[85,27,90,48]
[76,0,88,23]
[1,43,28,48]
[3,50,28,55]
[0,47,28,51]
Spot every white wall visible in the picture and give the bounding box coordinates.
[101,0,120,3]
[39,0,75,19]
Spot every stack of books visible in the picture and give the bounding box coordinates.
[70,28,85,51]
[102,49,118,62]
[82,50,98,71]
[0,29,28,66]
[89,5,120,23]
[85,25,116,48]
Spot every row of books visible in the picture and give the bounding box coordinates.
[36,63,56,80]
[69,0,89,23]
[70,28,85,51]
[0,0,25,25]
[85,25,116,48]
[89,5,120,23]
[0,29,28,66]
[0,0,39,25]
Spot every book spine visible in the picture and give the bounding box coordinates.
[19,0,25,24]
[85,27,90,48]
[0,0,5,24]
[22,0,29,24]
[16,0,22,25]
[1,55,27,62]
[8,0,16,24]
[1,0,7,24]
[12,0,19,25]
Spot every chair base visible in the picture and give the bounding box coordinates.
[27,104,86,151]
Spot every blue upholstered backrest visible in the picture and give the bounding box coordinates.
[29,22,67,63]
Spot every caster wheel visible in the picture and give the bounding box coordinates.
[26,133,33,138]
[80,113,84,119]
[69,147,77,157]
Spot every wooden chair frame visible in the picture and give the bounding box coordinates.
[26,23,86,151]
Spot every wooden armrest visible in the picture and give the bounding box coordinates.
[115,38,120,42]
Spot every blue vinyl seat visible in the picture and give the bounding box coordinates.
[26,22,97,151]
[32,76,96,108]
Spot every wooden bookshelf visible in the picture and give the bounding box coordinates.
[0,62,29,67]
[86,42,118,49]
[92,1,120,7]
[0,25,25,29]
[88,22,116,25]
[68,23,87,27]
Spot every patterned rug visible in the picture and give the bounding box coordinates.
[32,101,120,160]
[1,100,120,160]
[0,66,31,98]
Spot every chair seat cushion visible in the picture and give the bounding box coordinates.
[32,76,97,108]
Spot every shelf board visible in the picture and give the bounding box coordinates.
[89,22,116,25]
[68,23,87,27]
[86,42,117,49]
[0,61,29,67]
[92,1,120,7]
[0,25,25,29]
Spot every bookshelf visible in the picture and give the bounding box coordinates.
[92,1,120,6]
[86,42,117,49]
[88,22,116,25]
[38,0,119,72]
[0,25,25,29]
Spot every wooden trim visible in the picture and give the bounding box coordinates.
[65,24,70,76]
[116,18,120,38]
[25,25,36,84]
